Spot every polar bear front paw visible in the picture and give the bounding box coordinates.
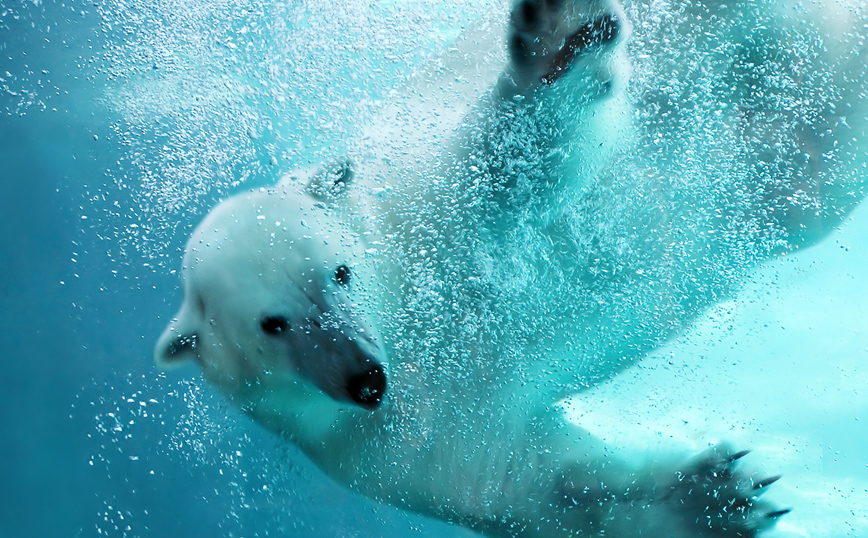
[652,446,790,537]
[508,0,624,86]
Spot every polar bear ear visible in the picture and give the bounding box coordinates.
[154,312,200,369]
[306,157,354,201]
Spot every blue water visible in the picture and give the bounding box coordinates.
[0,1,482,536]
[1,0,866,537]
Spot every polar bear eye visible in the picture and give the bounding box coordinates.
[261,316,289,335]
[334,264,351,286]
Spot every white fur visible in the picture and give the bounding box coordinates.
[156,1,867,536]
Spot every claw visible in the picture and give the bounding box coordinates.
[767,508,792,519]
[754,475,782,490]
[727,449,752,462]
[542,15,621,85]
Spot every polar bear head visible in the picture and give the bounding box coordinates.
[154,189,386,410]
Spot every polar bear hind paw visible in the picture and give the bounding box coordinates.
[508,0,623,86]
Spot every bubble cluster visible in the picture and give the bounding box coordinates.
[93,0,496,261]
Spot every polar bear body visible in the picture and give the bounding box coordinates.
[155,1,867,536]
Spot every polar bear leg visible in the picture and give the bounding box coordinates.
[450,0,631,210]
[509,407,788,537]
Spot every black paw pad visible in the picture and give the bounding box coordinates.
[543,14,621,84]
[518,0,539,29]
[565,14,621,56]
[509,34,533,66]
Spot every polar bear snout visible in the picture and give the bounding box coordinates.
[294,323,388,409]
[346,365,387,409]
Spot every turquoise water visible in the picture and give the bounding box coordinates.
[565,204,868,536]
[0,2,485,536]
[1,0,866,536]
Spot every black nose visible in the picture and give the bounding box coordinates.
[347,366,387,409]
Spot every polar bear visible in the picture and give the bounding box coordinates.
[155,0,866,536]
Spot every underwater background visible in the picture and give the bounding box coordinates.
[1,0,866,537]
